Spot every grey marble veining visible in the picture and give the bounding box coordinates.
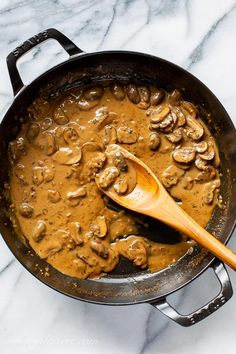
[0,1,236,353]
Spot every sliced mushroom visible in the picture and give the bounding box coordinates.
[114,178,128,194]
[195,156,209,170]
[40,241,62,259]
[77,97,99,110]
[117,126,137,144]
[199,146,215,161]
[112,151,128,172]
[67,186,87,206]
[98,167,120,189]
[32,221,46,242]
[150,88,165,106]
[69,222,83,245]
[185,115,204,140]
[83,86,104,100]
[126,84,140,104]
[9,138,27,163]
[87,152,107,173]
[90,107,118,130]
[195,165,216,183]
[172,147,196,164]
[158,112,177,132]
[203,179,221,205]
[168,89,182,106]
[149,132,161,150]
[63,127,79,145]
[94,215,107,238]
[183,176,194,190]
[53,106,69,125]
[194,141,208,153]
[111,83,125,100]
[173,107,186,127]
[161,165,185,188]
[48,190,61,203]
[40,118,53,131]
[182,101,197,117]
[43,168,55,182]
[44,132,56,156]
[81,141,102,153]
[166,128,183,143]
[26,122,40,142]
[19,203,34,218]
[52,146,82,165]
[32,166,44,186]
[103,125,117,146]
[89,239,109,259]
[150,105,170,124]
[137,86,150,109]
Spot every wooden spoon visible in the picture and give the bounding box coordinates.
[98,144,236,270]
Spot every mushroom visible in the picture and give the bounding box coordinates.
[161,165,185,188]
[81,141,102,153]
[114,178,128,194]
[159,112,177,132]
[195,165,216,183]
[150,88,165,106]
[94,215,107,238]
[194,141,208,153]
[89,239,109,259]
[112,151,128,172]
[117,126,137,144]
[9,138,27,163]
[43,168,55,182]
[26,122,40,142]
[90,107,118,130]
[168,89,182,106]
[44,132,56,156]
[195,156,209,170]
[111,83,125,100]
[83,86,104,100]
[67,186,87,206]
[98,167,120,189]
[103,125,117,146]
[150,105,170,124]
[32,166,44,186]
[53,106,69,125]
[172,147,196,164]
[19,203,34,218]
[182,101,197,117]
[69,222,83,246]
[203,179,221,205]
[137,86,150,109]
[52,146,82,165]
[77,97,99,110]
[32,221,46,242]
[185,115,204,140]
[63,127,79,145]
[126,84,140,104]
[48,190,61,203]
[40,241,62,259]
[173,107,186,127]
[199,146,215,161]
[166,128,183,143]
[87,152,107,173]
[149,132,161,150]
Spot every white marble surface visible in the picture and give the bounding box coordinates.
[1,0,236,353]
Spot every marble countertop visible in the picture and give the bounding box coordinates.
[1,0,236,353]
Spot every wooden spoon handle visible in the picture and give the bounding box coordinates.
[148,194,236,270]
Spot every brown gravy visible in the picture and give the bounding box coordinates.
[8,83,221,278]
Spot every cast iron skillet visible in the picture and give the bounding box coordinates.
[1,29,236,327]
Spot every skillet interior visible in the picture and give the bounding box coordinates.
[0,51,235,304]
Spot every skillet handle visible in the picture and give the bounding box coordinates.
[151,261,233,327]
[6,28,83,96]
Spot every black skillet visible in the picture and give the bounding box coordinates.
[1,28,236,327]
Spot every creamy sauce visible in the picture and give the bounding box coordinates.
[8,84,221,278]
